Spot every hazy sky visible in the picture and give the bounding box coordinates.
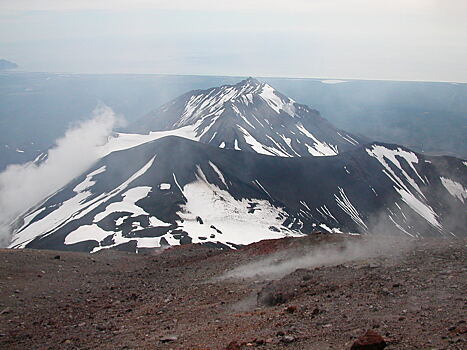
[1,0,466,81]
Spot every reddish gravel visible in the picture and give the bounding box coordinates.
[0,234,465,350]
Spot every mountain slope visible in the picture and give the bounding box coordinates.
[127,78,363,157]
[9,136,467,253]
[0,59,18,70]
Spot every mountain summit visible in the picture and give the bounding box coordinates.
[128,78,362,157]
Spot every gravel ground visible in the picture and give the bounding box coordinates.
[0,234,465,350]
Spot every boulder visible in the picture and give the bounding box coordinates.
[350,330,386,350]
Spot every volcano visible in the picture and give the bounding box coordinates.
[7,79,467,252]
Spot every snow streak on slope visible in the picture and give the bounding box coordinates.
[208,161,228,189]
[337,131,359,146]
[395,187,441,229]
[238,126,276,156]
[440,177,467,204]
[297,123,338,156]
[366,145,426,194]
[366,145,441,229]
[334,187,367,230]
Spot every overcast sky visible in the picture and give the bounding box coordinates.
[1,0,466,82]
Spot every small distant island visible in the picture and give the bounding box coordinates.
[0,59,18,70]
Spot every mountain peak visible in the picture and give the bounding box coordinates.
[127,79,363,157]
[237,77,262,86]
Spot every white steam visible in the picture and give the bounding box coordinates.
[222,235,414,280]
[0,105,119,247]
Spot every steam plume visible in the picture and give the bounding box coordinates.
[0,105,119,247]
[222,235,414,280]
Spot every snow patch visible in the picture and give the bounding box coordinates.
[91,186,153,223]
[115,216,128,226]
[65,224,110,245]
[238,126,275,156]
[73,166,106,193]
[297,123,338,156]
[321,80,347,84]
[176,166,302,246]
[159,183,171,190]
[279,135,300,156]
[440,177,467,203]
[259,84,295,116]
[100,122,203,157]
[395,187,441,229]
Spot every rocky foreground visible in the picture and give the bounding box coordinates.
[0,234,465,349]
